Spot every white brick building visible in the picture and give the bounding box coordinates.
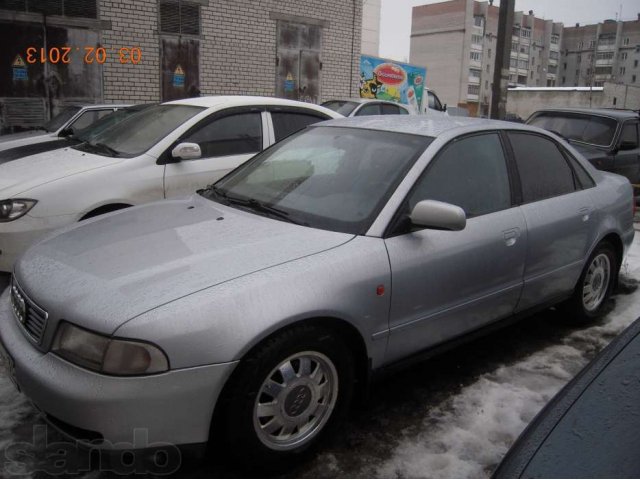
[0,0,362,128]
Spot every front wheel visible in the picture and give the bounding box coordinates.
[213,325,354,468]
[561,242,617,323]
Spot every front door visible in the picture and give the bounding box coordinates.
[163,110,267,199]
[384,132,526,363]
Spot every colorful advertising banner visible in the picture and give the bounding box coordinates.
[359,55,427,112]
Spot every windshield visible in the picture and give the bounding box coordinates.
[43,106,82,132]
[74,104,205,157]
[72,105,153,143]
[321,101,359,116]
[205,126,432,234]
[528,112,618,147]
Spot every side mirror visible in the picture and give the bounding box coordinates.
[442,104,447,113]
[171,142,201,160]
[410,199,466,231]
[58,127,74,138]
[619,141,638,151]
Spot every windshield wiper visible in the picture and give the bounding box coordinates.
[228,195,305,225]
[93,142,121,157]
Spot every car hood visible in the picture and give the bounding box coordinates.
[0,130,53,151]
[14,195,355,334]
[0,146,121,198]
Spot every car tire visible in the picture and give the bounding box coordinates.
[561,242,618,323]
[212,324,354,469]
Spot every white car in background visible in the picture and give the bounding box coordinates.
[0,104,130,152]
[0,96,341,271]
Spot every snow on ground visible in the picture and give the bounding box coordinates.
[370,235,640,479]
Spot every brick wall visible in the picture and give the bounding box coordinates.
[99,0,361,103]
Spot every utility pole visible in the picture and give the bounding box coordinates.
[490,0,514,119]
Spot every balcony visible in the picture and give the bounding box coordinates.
[468,75,480,84]
[466,93,479,101]
[595,58,614,66]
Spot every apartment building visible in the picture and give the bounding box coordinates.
[561,16,640,88]
[410,0,562,117]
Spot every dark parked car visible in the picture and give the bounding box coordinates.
[0,104,152,163]
[494,316,640,478]
[527,108,640,185]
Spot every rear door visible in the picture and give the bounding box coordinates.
[163,108,267,198]
[384,132,526,363]
[507,131,597,311]
[614,120,640,184]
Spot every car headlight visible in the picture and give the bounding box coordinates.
[0,199,37,222]
[52,322,169,375]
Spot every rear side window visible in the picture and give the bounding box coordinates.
[272,112,328,142]
[356,104,381,116]
[184,112,262,158]
[564,150,596,189]
[408,133,511,217]
[509,132,576,203]
[620,122,639,148]
[381,104,400,115]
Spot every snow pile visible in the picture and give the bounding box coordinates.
[374,236,640,478]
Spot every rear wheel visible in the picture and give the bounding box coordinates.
[213,325,354,468]
[561,242,617,323]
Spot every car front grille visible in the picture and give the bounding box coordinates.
[10,277,48,344]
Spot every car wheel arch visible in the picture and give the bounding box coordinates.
[209,316,371,434]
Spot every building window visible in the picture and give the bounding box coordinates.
[620,67,626,75]
[520,46,527,53]
[563,63,567,70]
[633,75,637,83]
[548,64,557,74]
[470,51,482,62]
[546,79,555,87]
[485,80,489,89]
[578,41,584,49]
[589,39,595,48]
[521,28,531,38]
[518,59,529,69]
[469,68,481,78]
[577,54,582,63]
[0,0,97,17]
[531,56,535,65]
[562,76,566,83]
[468,84,480,95]
[488,49,492,58]
[486,64,490,73]
[530,71,533,79]
[594,81,604,87]
[624,37,630,45]
[596,51,614,60]
[635,60,639,68]
[474,15,484,27]
[620,52,628,60]
[472,34,483,44]
[512,26,520,37]
[511,41,518,51]
[510,58,518,68]
[159,0,201,35]
[599,34,615,46]
[595,66,612,75]
[575,69,580,77]
[551,34,560,45]
[549,51,559,60]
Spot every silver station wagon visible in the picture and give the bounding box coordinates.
[0,116,634,466]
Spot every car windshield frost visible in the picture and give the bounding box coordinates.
[321,101,359,116]
[42,106,82,132]
[528,112,618,147]
[74,104,205,158]
[206,126,432,234]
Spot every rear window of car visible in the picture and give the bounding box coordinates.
[320,101,358,116]
[527,112,618,147]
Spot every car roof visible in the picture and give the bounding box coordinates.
[81,104,131,110]
[164,95,340,116]
[531,107,639,120]
[323,98,403,106]
[318,115,536,138]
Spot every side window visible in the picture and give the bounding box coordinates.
[183,112,262,158]
[408,133,511,217]
[271,112,328,142]
[381,104,400,115]
[427,92,435,109]
[431,93,443,111]
[355,104,381,116]
[565,152,596,189]
[398,106,410,115]
[620,122,639,148]
[508,132,577,203]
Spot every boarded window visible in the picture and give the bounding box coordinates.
[159,0,201,35]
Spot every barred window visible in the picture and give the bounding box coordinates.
[159,0,201,35]
[2,0,97,18]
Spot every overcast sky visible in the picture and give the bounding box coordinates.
[379,0,640,62]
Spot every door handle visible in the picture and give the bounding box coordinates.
[578,207,591,222]
[503,228,520,247]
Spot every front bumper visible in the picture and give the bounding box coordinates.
[0,213,75,272]
[0,289,238,448]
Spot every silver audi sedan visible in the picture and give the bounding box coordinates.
[0,116,634,466]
